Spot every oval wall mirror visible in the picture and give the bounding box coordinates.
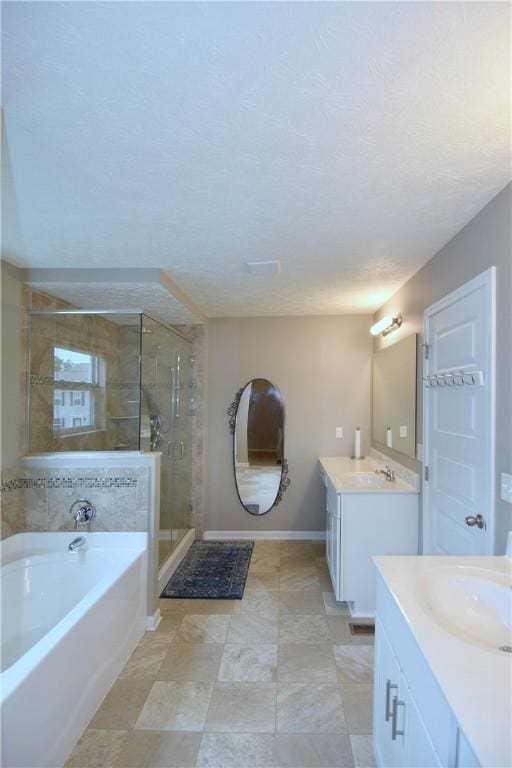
[229,378,289,515]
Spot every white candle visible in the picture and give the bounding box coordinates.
[386,427,393,448]
[354,427,361,459]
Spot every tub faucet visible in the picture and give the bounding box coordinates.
[68,536,87,552]
[375,465,396,482]
[69,499,96,530]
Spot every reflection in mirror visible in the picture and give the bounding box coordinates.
[372,334,417,458]
[232,378,287,515]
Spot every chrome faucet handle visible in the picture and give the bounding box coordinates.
[69,499,96,529]
[375,466,396,481]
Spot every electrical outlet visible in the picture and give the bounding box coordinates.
[335,427,344,439]
[501,473,512,504]
[400,426,408,438]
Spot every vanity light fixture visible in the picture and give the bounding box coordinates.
[370,314,403,337]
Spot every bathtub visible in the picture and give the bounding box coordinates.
[0,532,147,768]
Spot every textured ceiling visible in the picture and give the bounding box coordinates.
[2,2,511,317]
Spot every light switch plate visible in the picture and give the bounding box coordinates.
[500,472,512,504]
[400,426,408,438]
[335,427,344,439]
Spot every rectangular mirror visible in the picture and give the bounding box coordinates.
[372,333,417,458]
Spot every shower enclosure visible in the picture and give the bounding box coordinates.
[28,310,193,562]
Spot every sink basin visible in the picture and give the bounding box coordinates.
[342,472,390,489]
[418,565,512,652]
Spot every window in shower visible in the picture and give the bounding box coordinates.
[53,346,106,435]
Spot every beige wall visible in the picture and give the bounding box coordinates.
[372,183,512,553]
[1,261,23,469]
[206,315,373,532]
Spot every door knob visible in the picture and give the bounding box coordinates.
[465,514,485,529]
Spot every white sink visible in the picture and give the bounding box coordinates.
[342,472,391,489]
[418,565,512,652]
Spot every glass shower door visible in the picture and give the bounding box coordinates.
[167,338,192,552]
[140,316,192,567]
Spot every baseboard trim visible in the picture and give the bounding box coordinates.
[203,530,326,541]
[145,608,162,631]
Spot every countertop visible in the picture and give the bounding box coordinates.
[374,555,512,768]
[318,456,418,494]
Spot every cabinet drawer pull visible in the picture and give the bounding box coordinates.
[391,696,405,740]
[385,680,398,721]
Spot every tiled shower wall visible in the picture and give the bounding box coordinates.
[0,464,151,540]
[20,285,74,455]
[24,287,142,453]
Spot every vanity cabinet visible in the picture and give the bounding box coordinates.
[320,461,419,616]
[374,571,483,768]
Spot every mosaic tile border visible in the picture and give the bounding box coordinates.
[30,375,140,390]
[1,476,138,494]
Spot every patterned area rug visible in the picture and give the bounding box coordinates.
[160,540,254,599]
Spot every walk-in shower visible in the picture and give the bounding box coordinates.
[28,310,193,562]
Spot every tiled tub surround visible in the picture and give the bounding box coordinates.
[66,540,376,768]
[0,466,23,540]
[0,465,150,538]
[0,452,163,622]
[1,532,147,768]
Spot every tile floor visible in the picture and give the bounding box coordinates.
[66,540,376,768]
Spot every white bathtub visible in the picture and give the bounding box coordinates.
[0,532,147,768]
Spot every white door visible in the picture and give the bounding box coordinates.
[423,268,495,555]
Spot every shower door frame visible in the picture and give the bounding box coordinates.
[139,312,193,567]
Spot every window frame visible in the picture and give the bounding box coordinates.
[52,345,106,438]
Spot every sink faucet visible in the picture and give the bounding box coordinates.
[375,465,396,482]
[69,499,96,530]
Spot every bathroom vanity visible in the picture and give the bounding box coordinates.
[373,555,512,768]
[318,457,419,616]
